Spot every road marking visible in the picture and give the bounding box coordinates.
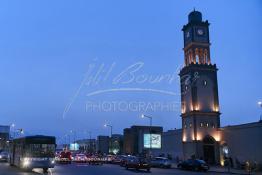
[48,168,53,175]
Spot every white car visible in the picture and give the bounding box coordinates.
[150,157,172,168]
[0,151,9,162]
[74,154,87,163]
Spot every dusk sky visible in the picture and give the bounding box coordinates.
[0,0,261,141]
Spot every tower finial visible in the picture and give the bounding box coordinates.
[193,7,195,12]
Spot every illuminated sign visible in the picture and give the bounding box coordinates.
[69,143,79,151]
[143,134,161,149]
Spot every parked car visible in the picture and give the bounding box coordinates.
[120,155,128,167]
[177,159,209,171]
[0,151,9,162]
[125,156,151,172]
[112,155,123,164]
[105,155,114,164]
[87,155,103,165]
[151,157,172,168]
[74,154,87,163]
[57,151,72,164]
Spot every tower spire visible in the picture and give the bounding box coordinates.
[182,10,210,66]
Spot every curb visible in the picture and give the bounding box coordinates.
[171,166,252,175]
[208,170,251,175]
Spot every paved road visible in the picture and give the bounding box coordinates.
[0,162,232,175]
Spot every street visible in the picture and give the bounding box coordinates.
[0,162,232,175]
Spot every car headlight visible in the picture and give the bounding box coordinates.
[23,160,30,167]
[49,158,55,164]
[24,157,30,161]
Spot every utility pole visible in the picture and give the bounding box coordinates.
[258,101,262,121]
[104,124,113,154]
[141,114,153,157]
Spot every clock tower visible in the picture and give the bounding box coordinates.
[179,10,221,164]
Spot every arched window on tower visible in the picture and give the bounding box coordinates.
[189,50,192,64]
[199,49,202,64]
[186,51,190,66]
[207,49,211,64]
[204,49,208,64]
[195,48,199,64]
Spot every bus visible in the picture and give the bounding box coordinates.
[9,135,56,173]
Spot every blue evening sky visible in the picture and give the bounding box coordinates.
[0,0,261,141]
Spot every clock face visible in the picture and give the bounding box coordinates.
[197,29,204,35]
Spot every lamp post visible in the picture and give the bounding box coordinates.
[86,131,92,140]
[104,124,113,137]
[141,114,153,156]
[258,101,262,121]
[85,131,92,153]
[141,114,152,127]
[10,123,15,139]
[64,134,70,149]
[70,130,77,151]
[104,124,113,154]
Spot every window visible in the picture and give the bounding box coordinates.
[203,80,207,86]
[206,123,209,127]
[200,123,203,127]
[211,123,215,128]
[26,144,55,157]
[189,123,192,128]
[196,55,199,64]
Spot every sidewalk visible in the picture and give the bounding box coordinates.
[209,166,260,175]
[171,163,261,175]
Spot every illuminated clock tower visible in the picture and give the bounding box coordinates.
[179,10,221,164]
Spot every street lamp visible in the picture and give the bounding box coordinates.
[104,124,113,137]
[10,123,15,139]
[88,131,92,153]
[104,124,113,154]
[141,114,153,156]
[141,114,152,127]
[258,101,262,121]
[84,131,92,153]
[70,130,77,151]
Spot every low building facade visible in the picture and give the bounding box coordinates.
[219,121,262,169]
[160,121,262,169]
[123,125,163,156]
[96,135,109,154]
[159,129,183,160]
[75,139,96,153]
[110,134,123,155]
